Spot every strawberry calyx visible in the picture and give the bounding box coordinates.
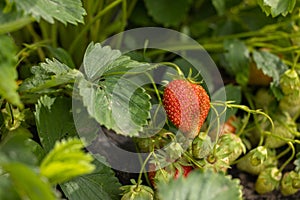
[120,179,154,200]
[186,68,203,85]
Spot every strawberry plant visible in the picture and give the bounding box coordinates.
[1,0,300,200]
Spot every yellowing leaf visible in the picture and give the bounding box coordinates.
[40,138,95,184]
[60,155,122,200]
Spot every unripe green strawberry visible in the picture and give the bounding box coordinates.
[135,137,154,153]
[278,69,300,117]
[237,146,274,175]
[135,129,170,152]
[163,79,210,138]
[238,148,278,175]
[255,167,282,194]
[254,88,275,110]
[265,113,297,148]
[279,94,300,118]
[120,180,154,200]
[280,171,300,196]
[192,134,212,160]
[165,142,184,161]
[279,69,300,95]
[216,133,246,164]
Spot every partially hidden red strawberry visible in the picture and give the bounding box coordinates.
[219,115,237,136]
[163,79,210,138]
[174,165,194,179]
[148,163,194,187]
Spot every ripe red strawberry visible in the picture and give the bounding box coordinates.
[163,80,210,137]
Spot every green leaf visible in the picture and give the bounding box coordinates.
[129,0,156,26]
[78,75,151,137]
[83,43,152,79]
[79,43,152,137]
[0,3,34,34]
[13,0,86,25]
[35,95,77,152]
[258,0,296,17]
[26,138,46,163]
[46,46,76,69]
[144,0,192,26]
[2,162,56,200]
[40,138,95,185]
[0,175,20,200]
[223,39,250,86]
[83,43,121,80]
[253,50,287,83]
[212,0,226,15]
[0,128,37,165]
[60,155,121,200]
[212,0,242,16]
[0,35,22,108]
[157,170,243,200]
[19,58,81,93]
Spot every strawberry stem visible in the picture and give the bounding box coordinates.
[292,52,300,70]
[186,69,203,84]
[206,103,227,136]
[211,100,275,147]
[278,142,295,173]
[183,152,204,168]
[145,72,162,104]
[209,105,221,156]
[292,109,300,121]
[151,151,172,181]
[263,131,299,145]
[159,62,184,77]
[8,103,14,125]
[136,152,153,189]
[236,112,251,137]
[276,145,291,160]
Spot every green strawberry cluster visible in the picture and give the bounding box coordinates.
[279,69,300,118]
